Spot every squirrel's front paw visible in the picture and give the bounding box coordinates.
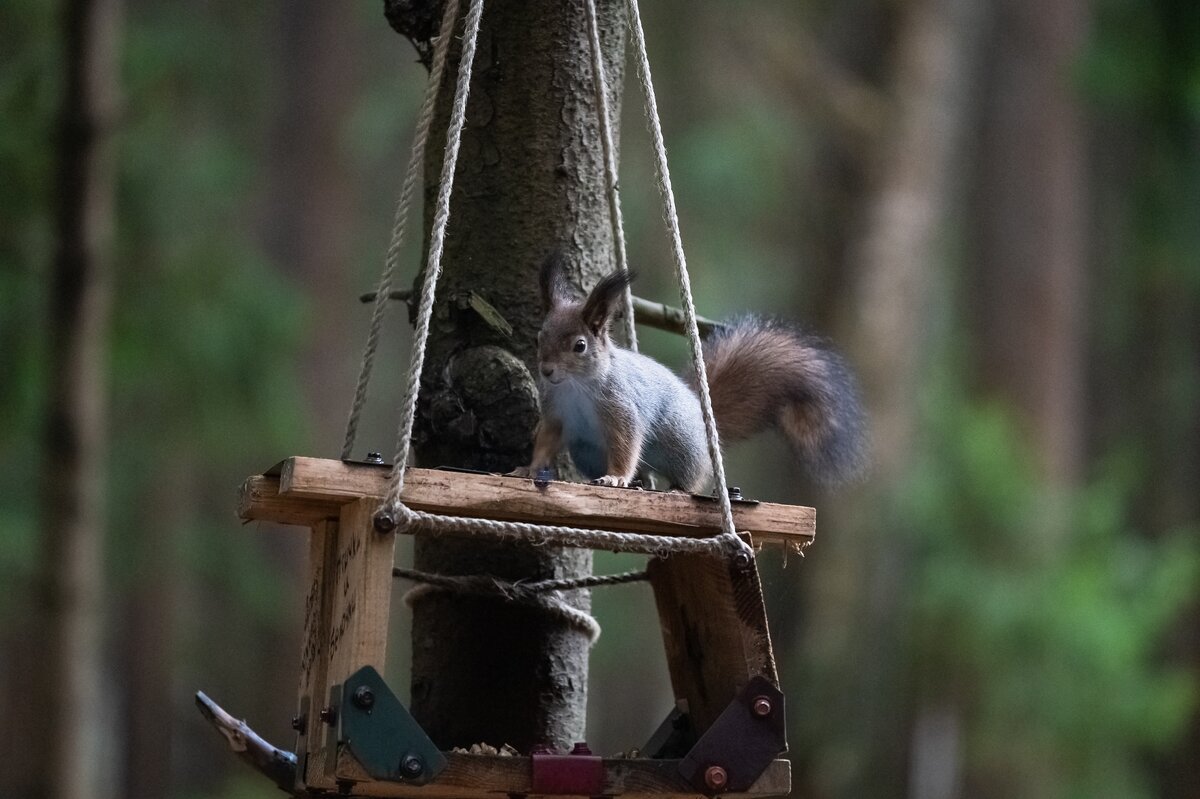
[591,475,631,488]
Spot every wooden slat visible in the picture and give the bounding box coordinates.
[648,555,777,735]
[240,457,815,548]
[297,520,337,792]
[317,497,398,786]
[334,751,791,798]
[239,474,337,526]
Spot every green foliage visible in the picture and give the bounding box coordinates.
[902,369,1198,797]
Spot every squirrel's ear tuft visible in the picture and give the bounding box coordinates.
[539,252,572,312]
[581,269,635,337]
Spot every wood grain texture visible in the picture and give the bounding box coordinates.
[648,555,778,735]
[334,750,790,798]
[316,498,398,786]
[297,520,337,792]
[243,457,815,548]
[239,474,336,526]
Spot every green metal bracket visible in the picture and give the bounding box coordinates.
[335,666,447,785]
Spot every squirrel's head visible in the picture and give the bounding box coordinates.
[536,252,634,386]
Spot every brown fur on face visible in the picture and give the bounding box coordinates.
[535,255,633,385]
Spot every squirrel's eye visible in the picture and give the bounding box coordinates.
[573,338,587,354]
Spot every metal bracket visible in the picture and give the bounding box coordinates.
[642,706,696,759]
[531,743,604,795]
[679,676,787,795]
[333,666,447,785]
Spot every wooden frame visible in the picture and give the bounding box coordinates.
[238,457,808,797]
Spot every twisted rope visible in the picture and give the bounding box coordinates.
[625,0,737,538]
[393,506,751,560]
[365,0,753,568]
[383,0,486,508]
[393,568,648,645]
[340,0,462,460]
[392,567,649,595]
[584,0,636,351]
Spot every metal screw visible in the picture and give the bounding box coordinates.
[732,550,753,570]
[291,714,306,733]
[401,754,424,778]
[352,685,375,710]
[366,452,384,464]
[570,742,593,755]
[728,486,743,501]
[373,509,397,533]
[319,706,338,725]
[705,765,729,791]
[752,696,772,717]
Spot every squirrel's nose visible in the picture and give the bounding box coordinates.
[540,365,554,378]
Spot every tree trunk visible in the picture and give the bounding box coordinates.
[385,0,625,751]
[37,0,122,796]
[968,0,1089,491]
[803,0,983,795]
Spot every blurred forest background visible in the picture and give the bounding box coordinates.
[2,0,1199,798]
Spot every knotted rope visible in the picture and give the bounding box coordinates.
[393,568,650,644]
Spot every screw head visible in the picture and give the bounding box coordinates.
[570,742,593,755]
[728,486,743,501]
[318,706,338,725]
[704,765,729,791]
[400,754,424,778]
[366,452,384,464]
[752,696,772,717]
[732,550,753,569]
[352,685,375,710]
[373,509,397,533]
[291,714,306,732]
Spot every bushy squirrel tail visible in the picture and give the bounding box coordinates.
[694,316,868,485]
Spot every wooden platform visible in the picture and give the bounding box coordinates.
[239,456,815,551]
[234,457,796,798]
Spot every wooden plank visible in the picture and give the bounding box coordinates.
[648,555,778,735]
[334,751,790,798]
[297,520,337,792]
[317,497,398,785]
[239,474,337,526]
[245,457,814,548]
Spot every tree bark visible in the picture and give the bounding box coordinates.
[385,0,626,751]
[37,0,122,796]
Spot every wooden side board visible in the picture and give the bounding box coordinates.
[239,457,815,550]
[334,751,791,799]
[648,555,778,734]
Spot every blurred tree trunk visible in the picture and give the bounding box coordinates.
[802,0,983,795]
[265,0,361,455]
[36,0,122,797]
[120,462,190,799]
[969,0,1089,491]
[385,0,624,751]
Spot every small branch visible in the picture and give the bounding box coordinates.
[360,290,724,338]
[738,13,889,156]
[195,691,298,794]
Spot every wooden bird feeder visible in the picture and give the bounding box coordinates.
[202,455,816,798]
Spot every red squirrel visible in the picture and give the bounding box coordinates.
[516,254,867,492]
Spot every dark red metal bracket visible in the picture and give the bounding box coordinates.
[678,676,787,795]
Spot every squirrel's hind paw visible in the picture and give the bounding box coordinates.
[591,475,633,488]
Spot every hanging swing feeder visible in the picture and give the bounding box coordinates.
[200,0,814,795]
